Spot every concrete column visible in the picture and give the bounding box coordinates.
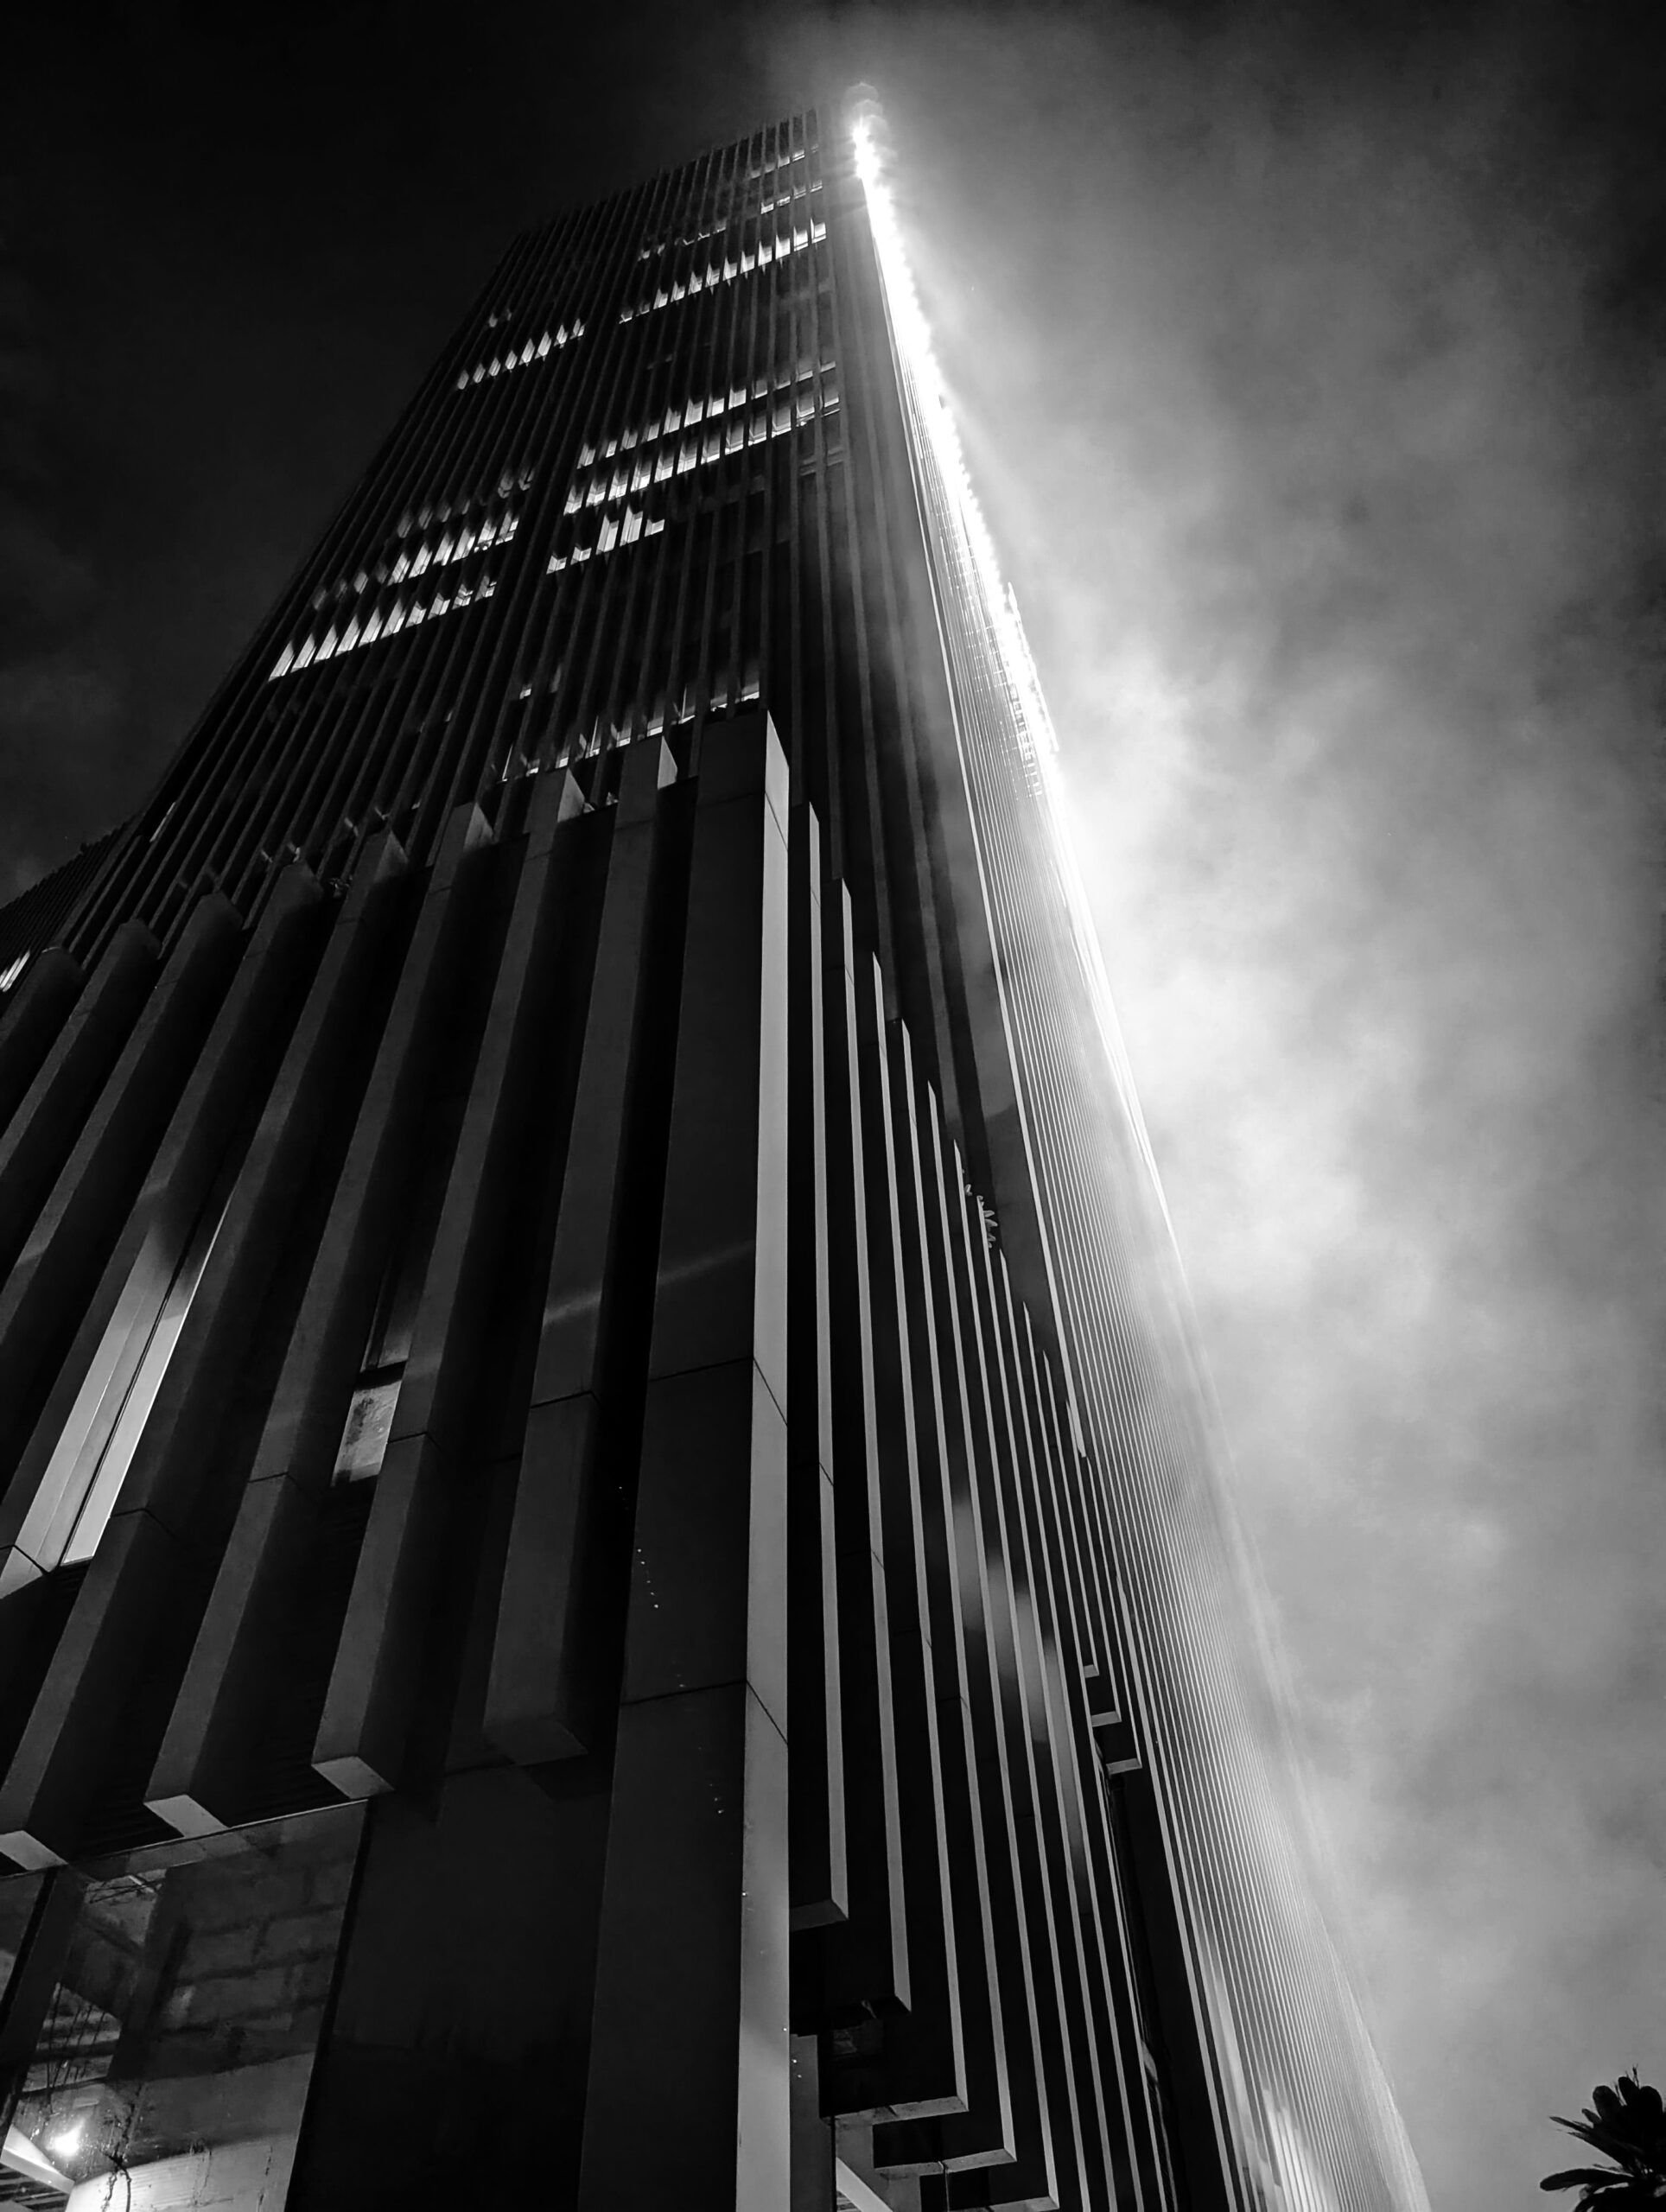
[314,769,582,1797]
[0,921,158,1277]
[483,739,678,1765]
[148,805,494,1834]
[576,713,791,2212]
[0,950,83,1133]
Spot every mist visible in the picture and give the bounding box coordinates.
[779,8,1665,2205]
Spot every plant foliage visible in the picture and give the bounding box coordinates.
[1542,2075,1666,2209]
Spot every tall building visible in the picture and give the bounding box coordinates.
[0,101,1426,2212]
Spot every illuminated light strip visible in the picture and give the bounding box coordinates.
[547,378,842,569]
[270,573,499,678]
[618,221,827,324]
[548,511,666,570]
[850,117,1174,1236]
[455,321,582,391]
[564,386,836,514]
[582,359,833,477]
[271,512,522,678]
[637,175,822,261]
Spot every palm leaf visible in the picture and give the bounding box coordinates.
[1545,2080,1666,2207]
[1622,2082,1665,2126]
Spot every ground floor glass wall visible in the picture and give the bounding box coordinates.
[0,1806,363,2212]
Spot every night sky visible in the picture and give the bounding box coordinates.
[4,3,1664,2204]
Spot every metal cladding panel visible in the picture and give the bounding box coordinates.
[0,105,1426,2212]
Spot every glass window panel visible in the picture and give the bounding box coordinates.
[0,1808,363,2211]
[333,1376,400,1484]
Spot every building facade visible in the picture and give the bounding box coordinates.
[0,104,1427,2212]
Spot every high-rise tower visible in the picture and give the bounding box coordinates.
[0,103,1425,2212]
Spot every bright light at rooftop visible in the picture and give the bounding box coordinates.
[850,105,1059,770]
[849,95,1173,1221]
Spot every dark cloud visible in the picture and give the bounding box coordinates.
[0,234,127,902]
[3,3,1663,2202]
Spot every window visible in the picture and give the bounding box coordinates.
[616,219,823,325]
[555,361,831,539]
[0,1809,362,2211]
[333,1254,417,1485]
[453,321,580,391]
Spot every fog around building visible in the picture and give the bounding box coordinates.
[2,3,1662,2204]
[779,10,1665,2206]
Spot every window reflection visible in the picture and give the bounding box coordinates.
[0,1806,362,2211]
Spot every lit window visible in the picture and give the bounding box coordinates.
[334,1262,416,1484]
[455,321,577,390]
[334,1375,400,1482]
